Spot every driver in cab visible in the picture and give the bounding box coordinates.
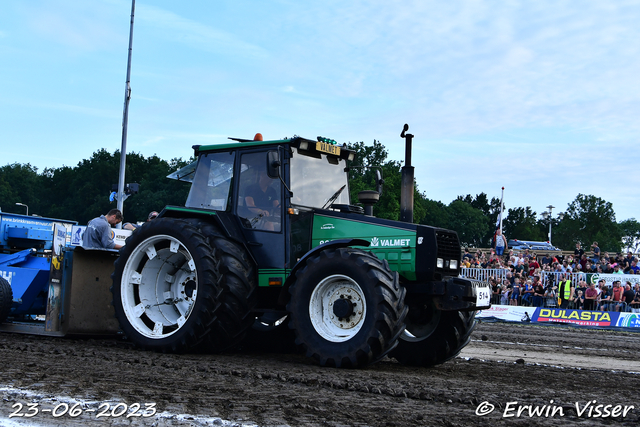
[245,169,280,231]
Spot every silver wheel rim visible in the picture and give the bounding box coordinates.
[120,234,198,339]
[308,274,366,342]
[400,304,441,343]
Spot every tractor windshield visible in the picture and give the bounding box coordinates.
[185,152,235,211]
[289,147,349,209]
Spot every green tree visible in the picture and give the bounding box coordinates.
[554,194,621,252]
[0,163,42,215]
[446,200,490,247]
[503,207,545,241]
[347,140,426,222]
[455,193,502,246]
[418,197,450,229]
[619,218,640,253]
[1,151,191,224]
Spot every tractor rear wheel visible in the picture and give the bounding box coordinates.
[287,247,407,368]
[112,218,223,352]
[391,296,476,366]
[0,277,13,324]
[195,221,257,351]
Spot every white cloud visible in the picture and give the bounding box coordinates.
[2,0,639,222]
[270,0,640,138]
[8,99,120,119]
[136,4,268,58]
[21,1,125,52]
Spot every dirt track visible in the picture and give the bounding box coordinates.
[1,321,639,426]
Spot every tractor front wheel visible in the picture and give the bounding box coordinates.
[391,296,476,366]
[287,248,407,368]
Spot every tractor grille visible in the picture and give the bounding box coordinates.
[435,230,461,261]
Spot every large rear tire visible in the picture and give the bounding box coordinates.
[287,248,407,368]
[391,295,476,366]
[0,277,13,324]
[112,218,255,353]
[195,221,257,351]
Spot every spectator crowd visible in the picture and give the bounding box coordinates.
[460,243,640,312]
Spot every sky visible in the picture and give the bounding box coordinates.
[1,0,639,223]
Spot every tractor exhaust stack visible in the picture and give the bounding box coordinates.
[399,124,414,223]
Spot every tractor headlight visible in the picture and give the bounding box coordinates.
[450,260,458,269]
[437,258,444,268]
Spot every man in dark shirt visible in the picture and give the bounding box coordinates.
[624,252,634,268]
[591,242,600,263]
[598,284,611,311]
[245,170,280,231]
[622,283,635,311]
[574,243,585,260]
[532,282,545,307]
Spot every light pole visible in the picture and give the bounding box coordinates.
[540,205,564,245]
[15,202,28,216]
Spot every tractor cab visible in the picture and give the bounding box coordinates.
[168,136,359,275]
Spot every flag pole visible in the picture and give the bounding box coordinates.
[500,186,504,233]
[116,0,135,227]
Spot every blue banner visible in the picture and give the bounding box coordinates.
[532,308,619,327]
[617,313,640,328]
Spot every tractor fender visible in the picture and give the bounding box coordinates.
[159,207,259,268]
[279,239,370,304]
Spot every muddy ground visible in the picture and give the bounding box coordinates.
[1,321,639,427]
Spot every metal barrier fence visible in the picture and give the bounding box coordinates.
[460,268,639,311]
[460,268,508,283]
[460,268,587,285]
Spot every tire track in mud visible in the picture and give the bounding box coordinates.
[462,321,640,371]
[1,322,640,426]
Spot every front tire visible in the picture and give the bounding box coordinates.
[0,277,13,324]
[287,248,407,368]
[391,296,476,366]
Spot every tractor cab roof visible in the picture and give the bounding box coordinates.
[168,135,356,183]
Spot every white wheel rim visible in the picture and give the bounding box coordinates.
[308,274,366,342]
[120,234,198,339]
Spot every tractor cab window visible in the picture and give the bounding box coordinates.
[289,147,349,209]
[185,151,235,211]
[237,152,281,232]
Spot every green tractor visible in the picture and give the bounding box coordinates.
[111,133,491,368]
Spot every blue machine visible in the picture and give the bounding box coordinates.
[0,212,121,336]
[0,212,76,316]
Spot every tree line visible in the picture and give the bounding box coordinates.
[346,140,639,253]
[1,141,638,253]
[0,149,191,226]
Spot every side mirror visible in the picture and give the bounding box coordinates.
[376,169,384,194]
[267,151,280,178]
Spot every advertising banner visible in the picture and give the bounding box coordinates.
[70,225,132,247]
[616,313,640,328]
[586,273,640,287]
[45,224,66,332]
[532,308,619,327]
[476,305,537,322]
[478,305,640,331]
